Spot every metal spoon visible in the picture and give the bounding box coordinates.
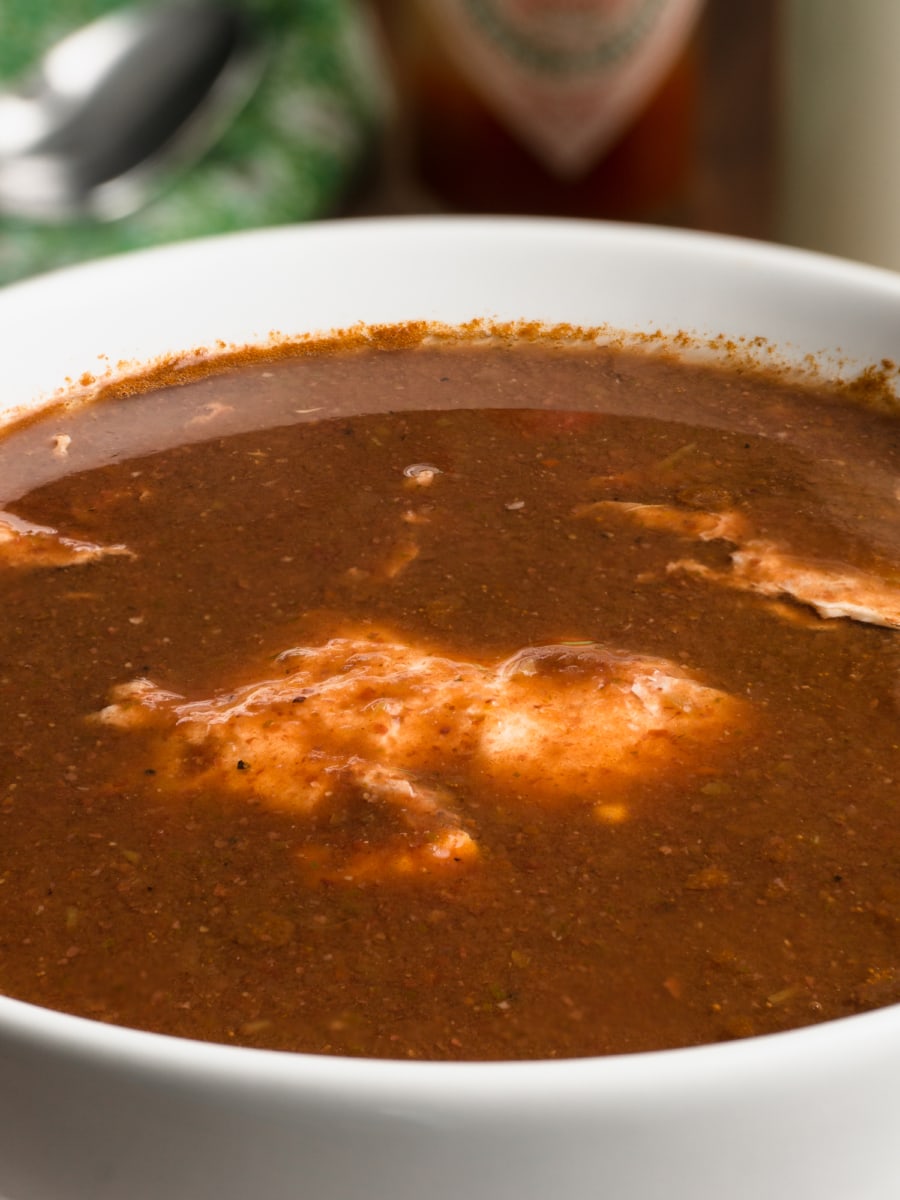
[0,1,264,223]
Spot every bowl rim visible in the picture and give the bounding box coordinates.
[1,214,900,422]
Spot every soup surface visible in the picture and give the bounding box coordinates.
[1,335,899,1060]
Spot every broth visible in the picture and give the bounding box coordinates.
[1,335,898,1060]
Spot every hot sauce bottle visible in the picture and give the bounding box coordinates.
[374,0,704,222]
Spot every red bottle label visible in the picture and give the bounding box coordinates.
[428,0,703,176]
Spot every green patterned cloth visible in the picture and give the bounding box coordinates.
[0,0,387,284]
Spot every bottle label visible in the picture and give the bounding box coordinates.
[427,0,703,176]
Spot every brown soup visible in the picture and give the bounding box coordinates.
[1,334,898,1060]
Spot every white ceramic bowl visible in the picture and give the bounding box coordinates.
[0,218,898,1200]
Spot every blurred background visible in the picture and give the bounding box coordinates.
[1,0,898,287]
